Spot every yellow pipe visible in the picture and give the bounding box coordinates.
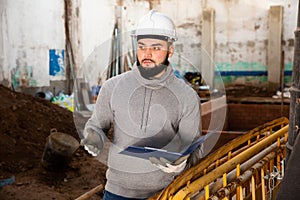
[236,164,241,200]
[205,185,209,200]
[240,187,244,200]
[198,144,282,200]
[223,173,227,187]
[270,159,274,174]
[151,117,288,200]
[223,173,228,200]
[261,168,266,200]
[228,151,232,160]
[207,143,251,174]
[277,138,281,171]
[172,125,288,200]
[216,159,220,167]
[251,175,256,200]
[208,150,280,200]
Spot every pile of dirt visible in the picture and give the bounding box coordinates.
[0,85,107,200]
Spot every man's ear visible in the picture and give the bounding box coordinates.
[168,44,174,58]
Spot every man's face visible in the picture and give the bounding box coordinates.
[137,38,174,68]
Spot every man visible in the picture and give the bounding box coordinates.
[81,10,202,200]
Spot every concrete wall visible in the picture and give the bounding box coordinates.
[210,0,297,86]
[0,0,298,91]
[80,0,115,84]
[0,0,65,89]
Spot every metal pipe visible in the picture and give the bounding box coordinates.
[206,138,263,173]
[261,168,266,200]
[172,125,288,200]
[195,138,285,200]
[151,118,288,200]
[208,151,279,199]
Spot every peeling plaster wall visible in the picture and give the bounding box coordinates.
[0,0,298,89]
[80,0,115,85]
[119,0,297,86]
[207,0,297,85]
[0,0,65,89]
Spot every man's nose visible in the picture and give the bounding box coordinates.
[145,48,152,58]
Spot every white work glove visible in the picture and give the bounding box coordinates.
[80,127,104,156]
[149,155,189,174]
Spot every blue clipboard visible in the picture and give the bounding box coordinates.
[119,130,216,162]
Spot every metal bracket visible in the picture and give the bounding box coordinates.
[264,163,285,200]
[295,125,299,132]
[286,142,293,151]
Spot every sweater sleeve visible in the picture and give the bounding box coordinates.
[177,89,203,168]
[178,91,202,149]
[85,79,114,134]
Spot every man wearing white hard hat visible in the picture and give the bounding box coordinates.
[81,10,202,199]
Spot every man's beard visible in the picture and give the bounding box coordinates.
[137,56,169,79]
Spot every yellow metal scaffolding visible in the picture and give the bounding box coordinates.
[150,117,289,200]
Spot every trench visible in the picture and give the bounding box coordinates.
[202,96,290,152]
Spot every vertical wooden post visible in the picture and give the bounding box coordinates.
[64,0,72,95]
[267,6,283,93]
[64,0,82,95]
[201,8,215,89]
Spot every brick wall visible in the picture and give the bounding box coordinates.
[227,103,290,131]
[201,96,228,131]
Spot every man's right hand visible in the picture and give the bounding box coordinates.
[80,128,104,156]
[149,155,190,174]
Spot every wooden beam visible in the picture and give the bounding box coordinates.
[75,184,104,200]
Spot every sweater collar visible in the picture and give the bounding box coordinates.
[132,62,174,89]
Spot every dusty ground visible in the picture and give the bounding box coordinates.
[0,85,107,200]
[0,83,278,200]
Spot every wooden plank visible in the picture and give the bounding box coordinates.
[75,184,104,200]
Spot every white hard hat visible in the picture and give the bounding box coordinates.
[132,10,177,42]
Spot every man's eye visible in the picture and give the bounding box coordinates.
[138,46,145,50]
[153,47,161,51]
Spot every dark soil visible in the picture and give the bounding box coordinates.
[0,85,107,200]
[0,83,278,200]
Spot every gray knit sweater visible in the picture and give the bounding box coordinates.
[85,63,201,198]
